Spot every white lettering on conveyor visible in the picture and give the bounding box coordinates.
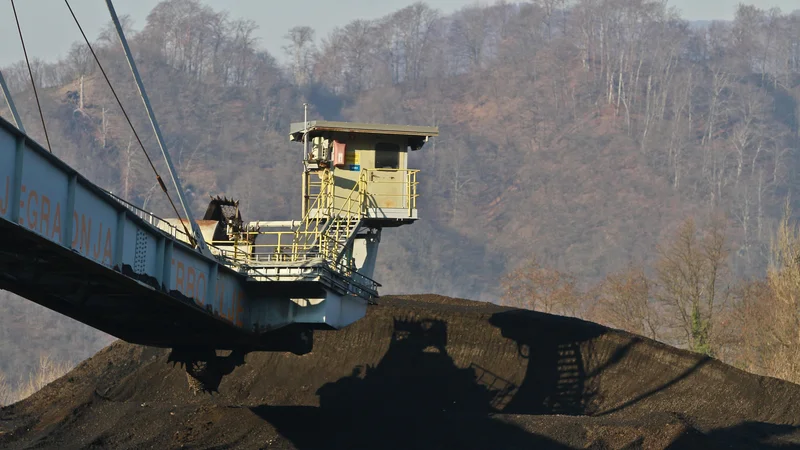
[7,182,113,266]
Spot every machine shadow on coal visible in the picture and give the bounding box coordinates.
[250,316,597,449]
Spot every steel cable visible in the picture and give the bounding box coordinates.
[11,0,52,152]
[63,0,195,245]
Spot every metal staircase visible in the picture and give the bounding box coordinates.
[320,216,362,265]
[291,169,367,267]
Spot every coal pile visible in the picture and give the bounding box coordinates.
[2,294,800,449]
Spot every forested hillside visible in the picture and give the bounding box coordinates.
[2,0,800,400]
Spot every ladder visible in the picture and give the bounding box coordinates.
[292,169,367,266]
[319,216,362,264]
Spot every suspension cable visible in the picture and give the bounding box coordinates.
[11,0,52,152]
[63,0,196,245]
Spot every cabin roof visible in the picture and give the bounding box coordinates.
[289,121,439,142]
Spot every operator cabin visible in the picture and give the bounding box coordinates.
[290,121,437,224]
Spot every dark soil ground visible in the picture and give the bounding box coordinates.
[2,294,800,449]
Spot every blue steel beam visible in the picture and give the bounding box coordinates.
[0,115,367,350]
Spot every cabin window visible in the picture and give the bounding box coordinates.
[375,142,400,169]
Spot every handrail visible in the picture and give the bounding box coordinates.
[245,260,381,297]
[362,169,419,214]
[104,187,380,299]
[104,190,239,266]
[106,191,192,242]
[292,169,333,259]
[317,169,367,261]
[232,168,420,267]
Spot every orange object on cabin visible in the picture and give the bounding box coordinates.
[333,140,346,167]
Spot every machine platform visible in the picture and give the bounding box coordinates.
[0,115,436,353]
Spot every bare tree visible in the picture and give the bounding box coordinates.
[595,267,660,339]
[729,205,800,384]
[501,256,585,318]
[655,217,730,355]
[449,5,491,70]
[0,370,11,407]
[760,205,800,381]
[283,26,316,87]
[230,19,259,86]
[537,0,567,40]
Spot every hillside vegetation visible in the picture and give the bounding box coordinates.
[1,0,800,401]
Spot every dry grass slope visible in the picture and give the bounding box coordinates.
[0,355,73,407]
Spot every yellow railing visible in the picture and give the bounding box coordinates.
[294,169,333,255]
[210,232,318,264]
[317,170,368,261]
[362,169,419,217]
[205,170,336,265]
[210,168,419,266]
[220,169,366,265]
